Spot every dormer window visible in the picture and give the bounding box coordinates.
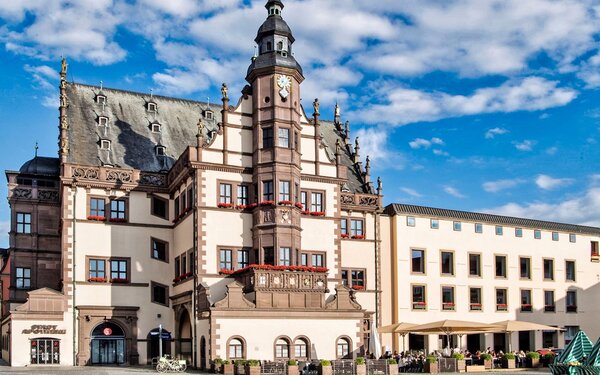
[147,102,157,112]
[96,95,106,104]
[98,116,109,126]
[204,110,213,120]
[267,42,272,51]
[277,41,283,51]
[156,146,166,156]
[100,140,111,150]
[151,123,161,133]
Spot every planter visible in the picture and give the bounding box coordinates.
[456,359,466,372]
[288,365,299,375]
[502,359,516,369]
[356,364,367,375]
[483,359,492,369]
[223,364,234,375]
[319,365,332,375]
[425,363,438,373]
[526,358,539,368]
[236,365,247,375]
[246,366,261,375]
[388,364,399,375]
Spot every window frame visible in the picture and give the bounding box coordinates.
[468,253,482,277]
[452,221,461,231]
[278,127,290,148]
[430,219,439,229]
[86,256,130,283]
[440,250,455,276]
[109,258,129,282]
[566,290,577,313]
[279,180,291,202]
[519,256,531,280]
[217,247,252,272]
[544,289,556,312]
[495,254,507,279]
[495,226,503,236]
[147,102,157,112]
[15,267,31,289]
[411,248,426,275]
[469,287,483,311]
[406,216,416,227]
[109,198,128,221]
[569,233,576,243]
[219,183,233,204]
[150,195,169,220]
[16,212,32,234]
[474,223,483,233]
[411,284,427,310]
[88,259,106,280]
[100,139,111,150]
[227,337,246,360]
[151,281,169,307]
[262,180,274,202]
[441,285,455,311]
[534,229,542,239]
[341,268,366,289]
[299,250,326,267]
[565,260,576,282]
[552,232,559,241]
[515,228,523,237]
[520,288,533,312]
[151,238,169,263]
[495,288,508,311]
[543,258,554,281]
[262,127,274,149]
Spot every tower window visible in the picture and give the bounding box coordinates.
[147,102,157,112]
[100,140,111,150]
[96,95,106,104]
[151,123,161,133]
[277,41,283,51]
[98,116,108,126]
[156,146,166,156]
[204,110,213,120]
[267,42,272,51]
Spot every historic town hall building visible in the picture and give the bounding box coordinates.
[2,0,600,368]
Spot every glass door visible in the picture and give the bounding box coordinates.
[91,338,125,364]
[30,338,60,365]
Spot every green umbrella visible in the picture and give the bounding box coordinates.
[584,338,600,366]
[556,331,593,364]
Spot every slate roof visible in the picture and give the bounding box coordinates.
[65,83,372,194]
[65,83,221,172]
[384,203,600,235]
[18,156,60,176]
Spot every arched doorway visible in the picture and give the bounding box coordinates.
[90,322,126,365]
[147,327,171,361]
[178,310,192,363]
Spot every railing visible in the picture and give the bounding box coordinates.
[261,361,286,375]
[545,305,556,312]
[496,304,508,312]
[233,266,328,293]
[332,360,354,375]
[412,302,427,310]
[566,305,577,313]
[470,303,482,311]
[366,359,388,374]
[520,304,532,312]
[340,193,381,209]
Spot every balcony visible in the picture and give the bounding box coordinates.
[544,305,556,312]
[442,302,455,311]
[412,302,427,310]
[566,305,578,313]
[520,304,532,312]
[496,303,508,312]
[470,303,482,311]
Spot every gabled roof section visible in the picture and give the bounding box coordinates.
[65,83,221,172]
[384,203,600,235]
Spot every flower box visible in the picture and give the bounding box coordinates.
[219,269,234,275]
[442,302,455,311]
[544,304,556,312]
[352,285,365,291]
[260,201,275,206]
[218,202,234,208]
[301,210,310,215]
[310,211,325,216]
[87,216,106,221]
[470,303,482,311]
[229,264,328,276]
[496,303,508,311]
[341,233,349,238]
[235,204,247,210]
[413,302,427,310]
[351,234,365,239]
[247,203,258,209]
[109,217,127,223]
[278,200,292,206]
[110,278,128,283]
[294,202,304,209]
[88,277,106,282]
[521,304,532,312]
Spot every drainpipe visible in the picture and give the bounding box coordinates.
[192,172,198,369]
[374,211,380,328]
[71,187,77,365]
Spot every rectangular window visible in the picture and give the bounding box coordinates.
[342,268,365,288]
[16,213,32,234]
[264,247,275,265]
[219,249,233,270]
[181,189,187,211]
[441,286,455,311]
[412,285,426,310]
[90,198,106,218]
[187,187,193,210]
[311,253,324,267]
[219,183,232,204]
[440,251,454,275]
[175,257,180,277]
[181,253,187,275]
[310,192,323,212]
[520,257,531,279]
[152,239,168,262]
[110,260,128,281]
[469,287,482,311]
[534,229,541,239]
[593,241,600,256]
[350,219,364,238]
[469,254,481,277]
[544,290,555,312]
[565,260,576,282]
[238,249,249,269]
[237,185,249,206]
[496,288,508,311]
[430,219,439,229]
[453,221,461,231]
[495,226,503,235]
[406,216,416,227]
[263,181,274,201]
[543,259,554,280]
[521,289,532,312]
[569,234,576,243]
[495,255,507,278]
[174,196,180,218]
[341,219,348,235]
[110,199,127,220]
[89,259,105,279]
[412,249,425,274]
[515,228,523,237]
[15,267,31,289]
[262,127,273,148]
[301,253,308,266]
[300,191,307,210]
[474,223,482,233]
[566,290,577,312]
[151,282,168,306]
[565,326,580,345]
[279,181,290,202]
[151,196,167,219]
[552,232,559,241]
[279,247,291,266]
[278,128,290,148]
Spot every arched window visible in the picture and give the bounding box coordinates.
[228,337,244,359]
[275,338,290,359]
[336,337,351,359]
[277,41,284,51]
[294,338,309,359]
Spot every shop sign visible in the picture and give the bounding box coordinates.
[103,327,112,336]
[22,325,66,334]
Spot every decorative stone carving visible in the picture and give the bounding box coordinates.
[280,210,290,224]
[358,196,378,207]
[38,190,59,201]
[264,209,274,223]
[72,167,100,180]
[13,188,32,199]
[106,170,133,183]
[139,173,166,186]
[340,194,354,205]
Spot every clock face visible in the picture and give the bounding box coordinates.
[277,75,291,99]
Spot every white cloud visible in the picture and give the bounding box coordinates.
[432,149,449,157]
[356,77,577,126]
[485,127,508,139]
[482,178,525,193]
[24,64,59,91]
[400,187,422,198]
[535,174,575,190]
[443,185,466,198]
[513,140,536,151]
[0,220,8,248]
[354,127,406,170]
[485,187,600,227]
[409,137,444,149]
[545,146,558,155]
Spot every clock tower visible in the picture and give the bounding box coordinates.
[247,0,305,266]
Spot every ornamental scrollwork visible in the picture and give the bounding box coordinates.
[139,173,166,187]
[358,196,378,207]
[340,194,355,205]
[13,188,32,199]
[106,170,133,183]
[38,190,59,201]
[72,167,99,180]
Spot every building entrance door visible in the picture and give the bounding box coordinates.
[30,338,60,364]
[90,322,126,364]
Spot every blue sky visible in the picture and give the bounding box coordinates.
[1,0,600,247]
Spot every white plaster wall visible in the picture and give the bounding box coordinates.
[319,164,337,178]
[202,150,224,164]
[10,316,74,367]
[203,211,252,273]
[301,139,315,160]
